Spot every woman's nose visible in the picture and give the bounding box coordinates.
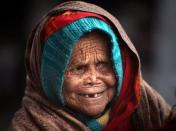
[83,66,99,85]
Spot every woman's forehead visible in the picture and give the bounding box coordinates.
[69,31,111,64]
[73,31,111,53]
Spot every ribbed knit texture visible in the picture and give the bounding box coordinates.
[41,17,123,130]
[41,17,123,104]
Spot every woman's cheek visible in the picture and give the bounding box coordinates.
[104,73,117,88]
[64,74,83,92]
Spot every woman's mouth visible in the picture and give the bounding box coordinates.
[78,92,104,98]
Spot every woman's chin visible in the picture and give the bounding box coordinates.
[79,105,106,117]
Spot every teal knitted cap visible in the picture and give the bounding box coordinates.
[41,17,123,105]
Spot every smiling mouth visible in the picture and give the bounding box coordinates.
[78,92,104,98]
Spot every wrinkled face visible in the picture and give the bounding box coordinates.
[63,31,116,117]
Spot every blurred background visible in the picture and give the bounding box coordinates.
[0,0,176,130]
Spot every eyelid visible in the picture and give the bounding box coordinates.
[68,63,85,69]
[69,64,87,74]
[97,61,109,66]
[96,61,112,71]
[76,64,87,70]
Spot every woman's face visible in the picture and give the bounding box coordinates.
[63,31,116,117]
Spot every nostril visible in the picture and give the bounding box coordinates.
[84,77,95,86]
[83,73,98,86]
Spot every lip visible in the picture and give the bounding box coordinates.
[78,90,105,99]
[77,85,106,94]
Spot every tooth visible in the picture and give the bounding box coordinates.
[94,93,98,97]
[85,94,89,98]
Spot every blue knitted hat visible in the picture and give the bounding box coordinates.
[41,17,123,105]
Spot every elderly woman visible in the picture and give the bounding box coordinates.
[9,1,173,131]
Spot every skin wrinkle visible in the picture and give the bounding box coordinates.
[63,31,117,117]
[69,40,108,67]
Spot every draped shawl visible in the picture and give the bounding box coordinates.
[9,1,172,131]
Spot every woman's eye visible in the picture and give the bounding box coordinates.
[97,62,111,72]
[72,65,86,74]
